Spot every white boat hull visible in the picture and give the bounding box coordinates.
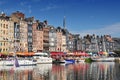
[0,59,36,66]
[35,57,53,64]
[33,52,53,64]
[92,57,115,62]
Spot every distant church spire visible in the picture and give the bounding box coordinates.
[63,16,66,29]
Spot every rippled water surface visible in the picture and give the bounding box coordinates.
[0,62,120,80]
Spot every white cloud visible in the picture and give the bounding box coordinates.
[40,5,58,11]
[72,23,120,37]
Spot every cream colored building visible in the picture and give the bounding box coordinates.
[0,13,14,54]
[11,11,28,52]
[19,21,28,52]
[62,35,67,52]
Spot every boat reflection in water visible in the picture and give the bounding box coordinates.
[0,62,120,80]
[33,64,52,80]
[0,66,34,80]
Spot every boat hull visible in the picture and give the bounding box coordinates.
[65,59,75,64]
[36,58,53,64]
[92,57,115,62]
[0,59,36,66]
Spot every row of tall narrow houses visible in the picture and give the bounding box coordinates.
[0,11,118,54]
[81,34,115,52]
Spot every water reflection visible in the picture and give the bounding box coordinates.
[33,64,52,80]
[0,62,120,80]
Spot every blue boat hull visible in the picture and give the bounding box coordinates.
[65,59,75,64]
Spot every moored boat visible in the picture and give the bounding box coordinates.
[0,59,36,66]
[65,59,75,64]
[92,57,115,62]
[33,52,53,64]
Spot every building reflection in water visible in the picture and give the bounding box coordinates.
[0,62,120,80]
[51,62,120,80]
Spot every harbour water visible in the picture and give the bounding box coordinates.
[0,62,120,80]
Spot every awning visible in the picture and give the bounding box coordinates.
[50,52,65,56]
[75,52,90,56]
[99,51,103,54]
[16,52,35,56]
[67,52,74,55]
[103,52,108,55]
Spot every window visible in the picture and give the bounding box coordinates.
[6,24,8,29]
[3,48,5,51]
[51,38,54,41]
[0,43,2,46]
[4,42,5,46]
[50,43,54,46]
[3,24,5,28]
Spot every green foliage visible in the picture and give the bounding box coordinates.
[85,58,92,63]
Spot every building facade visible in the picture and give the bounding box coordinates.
[0,13,14,54]
[11,11,28,52]
[56,27,62,52]
[32,21,43,52]
[49,26,57,51]
[25,17,34,52]
[81,34,115,52]
[0,11,118,54]
[61,34,67,52]
[42,22,50,51]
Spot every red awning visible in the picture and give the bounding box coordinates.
[50,52,64,56]
[76,52,90,56]
[99,51,103,54]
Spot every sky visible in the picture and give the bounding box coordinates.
[0,0,120,37]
